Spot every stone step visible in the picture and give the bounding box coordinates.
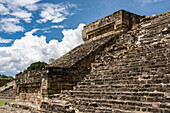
[60,90,170,103]
[0,96,16,99]
[80,71,170,78]
[74,106,135,113]
[70,97,170,112]
[75,83,170,89]
[67,91,169,103]
[3,102,48,113]
[140,23,169,33]
[48,96,144,113]
[139,19,169,32]
[79,78,170,87]
[91,61,169,72]
[73,87,168,93]
[93,48,169,63]
[73,104,157,113]
[0,106,32,113]
[85,73,170,81]
[0,81,15,93]
[40,101,75,113]
[73,84,169,93]
[52,95,169,113]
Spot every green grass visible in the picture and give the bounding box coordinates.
[0,100,11,106]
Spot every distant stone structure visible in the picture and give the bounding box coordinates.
[12,10,170,113]
[0,78,13,87]
[0,80,16,100]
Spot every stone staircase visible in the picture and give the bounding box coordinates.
[40,12,170,113]
[0,81,16,100]
[0,11,169,113]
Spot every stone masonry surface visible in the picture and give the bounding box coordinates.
[82,9,144,42]
[1,10,169,113]
[41,11,170,113]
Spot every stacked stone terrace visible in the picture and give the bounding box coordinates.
[41,11,170,113]
[16,10,143,104]
[7,10,169,113]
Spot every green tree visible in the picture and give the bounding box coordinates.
[0,74,14,79]
[24,61,48,72]
[0,74,8,78]
[7,76,14,80]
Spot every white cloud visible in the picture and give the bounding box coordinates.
[25,4,38,11]
[141,0,164,6]
[0,18,20,23]
[0,1,77,33]
[11,11,32,23]
[0,18,25,33]
[0,0,41,7]
[24,28,39,36]
[0,37,12,43]
[1,23,25,33]
[40,25,65,33]
[43,31,52,33]
[37,3,76,23]
[14,0,40,6]
[51,25,64,29]
[0,4,9,15]
[0,0,36,33]
[0,24,85,76]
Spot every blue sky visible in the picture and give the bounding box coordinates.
[0,0,169,76]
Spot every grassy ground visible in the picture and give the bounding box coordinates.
[0,100,11,106]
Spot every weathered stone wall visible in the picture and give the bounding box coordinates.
[0,78,12,87]
[82,9,144,42]
[15,68,49,104]
[46,67,88,95]
[16,66,91,104]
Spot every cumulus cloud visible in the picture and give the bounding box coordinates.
[37,3,76,23]
[0,18,20,23]
[25,4,38,11]
[0,23,25,33]
[0,24,85,76]
[0,37,12,43]
[0,18,24,33]
[0,4,9,15]
[11,11,32,23]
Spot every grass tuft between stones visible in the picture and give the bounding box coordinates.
[0,100,11,106]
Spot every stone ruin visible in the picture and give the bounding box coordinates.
[0,80,16,100]
[15,10,144,105]
[0,78,13,87]
[1,10,169,113]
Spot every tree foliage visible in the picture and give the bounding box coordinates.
[0,74,14,79]
[24,61,48,72]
